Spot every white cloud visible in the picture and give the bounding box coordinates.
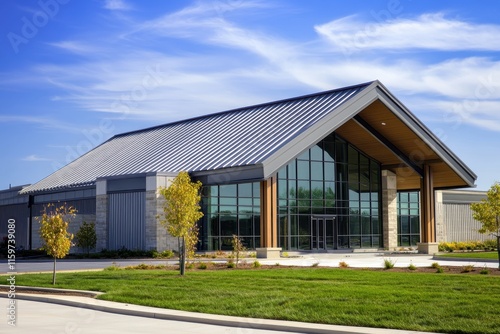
[23,155,51,162]
[7,5,500,132]
[315,13,500,52]
[103,0,131,11]
[48,41,103,54]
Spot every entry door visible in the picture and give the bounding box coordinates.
[311,216,336,250]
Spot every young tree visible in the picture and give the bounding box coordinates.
[471,182,500,269]
[75,221,97,256]
[38,203,76,284]
[231,234,246,267]
[158,171,203,275]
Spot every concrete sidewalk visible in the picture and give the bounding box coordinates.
[1,291,436,334]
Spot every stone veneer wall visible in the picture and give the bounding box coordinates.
[145,175,177,251]
[382,170,398,250]
[31,213,96,253]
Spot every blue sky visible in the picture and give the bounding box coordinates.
[1,0,499,191]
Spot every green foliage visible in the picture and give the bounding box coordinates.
[480,266,490,275]
[252,260,261,268]
[38,203,76,285]
[197,262,208,270]
[438,240,498,252]
[75,221,97,255]
[104,263,121,271]
[431,262,441,269]
[383,258,395,269]
[436,267,444,273]
[227,260,236,268]
[311,262,320,267]
[471,182,500,268]
[151,249,175,259]
[158,171,203,275]
[408,263,417,271]
[281,252,289,258]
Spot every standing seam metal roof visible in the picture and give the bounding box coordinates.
[21,82,371,194]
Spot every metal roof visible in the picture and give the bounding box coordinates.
[22,82,371,194]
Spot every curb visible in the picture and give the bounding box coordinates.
[433,255,498,263]
[0,285,103,297]
[0,289,433,334]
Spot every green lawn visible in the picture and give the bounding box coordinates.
[12,268,500,334]
[438,252,499,260]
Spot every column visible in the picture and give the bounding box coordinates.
[257,176,281,259]
[382,170,398,251]
[418,165,438,254]
[95,179,108,251]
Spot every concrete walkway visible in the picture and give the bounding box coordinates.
[1,292,435,334]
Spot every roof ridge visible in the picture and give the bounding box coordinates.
[112,81,375,139]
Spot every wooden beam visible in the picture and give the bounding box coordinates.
[260,176,277,248]
[420,165,435,243]
[353,115,424,177]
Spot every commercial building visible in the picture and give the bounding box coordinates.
[2,81,478,256]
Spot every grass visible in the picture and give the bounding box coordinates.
[10,268,500,334]
[438,252,499,260]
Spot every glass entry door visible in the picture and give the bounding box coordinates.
[311,216,336,250]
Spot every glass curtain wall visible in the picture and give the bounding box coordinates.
[199,182,260,251]
[397,191,420,246]
[277,133,381,250]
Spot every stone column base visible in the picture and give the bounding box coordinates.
[256,247,282,259]
[417,242,439,254]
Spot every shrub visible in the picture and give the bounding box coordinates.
[461,265,475,273]
[198,262,208,270]
[383,258,395,269]
[480,266,490,275]
[339,261,349,268]
[75,221,97,256]
[281,252,289,258]
[152,249,175,259]
[431,262,441,269]
[311,262,319,267]
[436,267,444,273]
[104,262,121,271]
[227,261,236,269]
[408,263,417,271]
[252,260,261,268]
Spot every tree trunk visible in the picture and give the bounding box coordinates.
[497,235,500,270]
[180,237,186,276]
[52,257,56,285]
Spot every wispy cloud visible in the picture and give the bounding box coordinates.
[6,4,500,132]
[48,41,103,54]
[315,13,500,52]
[23,155,51,162]
[103,0,132,11]
[0,115,83,133]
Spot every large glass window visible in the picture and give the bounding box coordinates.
[199,182,260,251]
[397,191,420,246]
[277,133,382,250]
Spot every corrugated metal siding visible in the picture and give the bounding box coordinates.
[0,204,29,250]
[108,192,145,250]
[442,203,490,242]
[22,84,370,193]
